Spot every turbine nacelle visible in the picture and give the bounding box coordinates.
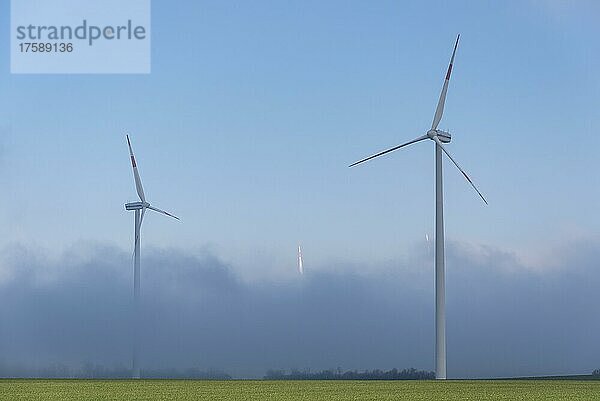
[125,201,150,211]
[427,129,451,143]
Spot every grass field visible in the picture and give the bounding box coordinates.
[2,379,600,401]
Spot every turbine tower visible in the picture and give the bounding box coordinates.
[349,35,486,379]
[125,134,179,379]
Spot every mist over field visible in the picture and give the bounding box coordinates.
[0,240,598,379]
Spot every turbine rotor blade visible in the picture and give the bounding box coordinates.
[432,136,487,205]
[126,134,146,203]
[139,206,147,231]
[147,205,180,220]
[431,34,460,130]
[349,135,428,167]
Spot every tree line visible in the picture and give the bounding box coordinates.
[264,368,435,380]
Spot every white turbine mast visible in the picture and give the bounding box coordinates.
[124,134,179,379]
[349,35,486,379]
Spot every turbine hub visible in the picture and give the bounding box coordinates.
[427,129,451,143]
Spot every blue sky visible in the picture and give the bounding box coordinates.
[0,0,599,279]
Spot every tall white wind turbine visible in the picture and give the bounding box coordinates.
[125,134,180,379]
[349,35,486,379]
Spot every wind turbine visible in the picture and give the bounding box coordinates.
[349,35,486,379]
[124,134,179,379]
[298,244,304,275]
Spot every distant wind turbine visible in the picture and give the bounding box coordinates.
[298,244,304,275]
[425,234,432,256]
[349,35,487,379]
[124,134,180,379]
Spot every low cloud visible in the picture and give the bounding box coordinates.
[0,240,598,378]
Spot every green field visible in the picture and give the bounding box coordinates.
[2,379,600,401]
